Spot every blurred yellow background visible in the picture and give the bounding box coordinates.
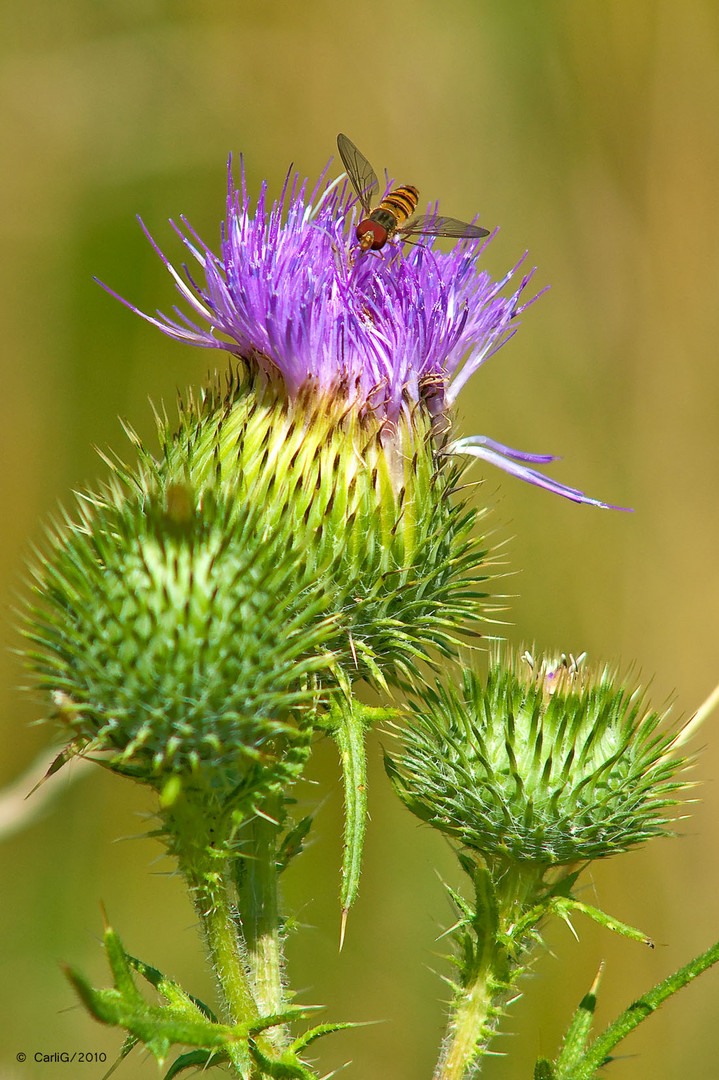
[1,2,718,1077]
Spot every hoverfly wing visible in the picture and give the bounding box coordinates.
[400,214,490,240]
[337,133,380,214]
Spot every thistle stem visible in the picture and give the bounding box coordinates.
[235,794,288,1048]
[183,847,260,1078]
[239,803,285,1011]
[163,793,266,1078]
[165,799,258,1026]
[434,861,547,1080]
[434,963,496,1080]
[186,854,259,1026]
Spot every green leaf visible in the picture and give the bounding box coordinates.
[323,696,397,946]
[163,1048,229,1080]
[64,961,241,1067]
[551,897,653,948]
[65,921,252,1069]
[289,1020,361,1053]
[249,1019,358,1079]
[573,938,719,1079]
[127,953,218,1021]
[554,966,602,1079]
[277,814,313,873]
[542,940,719,1080]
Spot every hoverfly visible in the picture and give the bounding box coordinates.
[337,133,490,253]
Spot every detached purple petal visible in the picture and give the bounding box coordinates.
[446,436,631,510]
[105,154,626,509]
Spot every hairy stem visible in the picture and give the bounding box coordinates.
[434,861,547,1080]
[434,960,496,1080]
[188,855,259,1025]
[164,792,266,1078]
[235,794,288,1046]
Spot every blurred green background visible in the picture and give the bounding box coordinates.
[1,1,718,1077]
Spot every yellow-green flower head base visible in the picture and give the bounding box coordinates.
[387,646,687,866]
[151,365,489,685]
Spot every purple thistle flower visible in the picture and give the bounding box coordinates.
[103,156,626,509]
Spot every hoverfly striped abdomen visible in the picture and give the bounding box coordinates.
[337,133,490,255]
[356,185,420,251]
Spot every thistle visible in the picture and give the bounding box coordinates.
[21,145,633,1078]
[99,157,621,927]
[386,645,689,1079]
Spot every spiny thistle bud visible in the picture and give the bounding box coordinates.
[24,475,333,806]
[387,647,688,866]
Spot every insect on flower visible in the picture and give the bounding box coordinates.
[337,132,491,253]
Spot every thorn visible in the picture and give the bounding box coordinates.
[252,804,280,825]
[348,632,358,670]
[319,1061,353,1080]
[562,915,580,942]
[339,908,348,952]
[670,678,719,752]
[590,961,605,995]
[436,918,464,942]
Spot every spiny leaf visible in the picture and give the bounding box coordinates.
[554,965,602,1079]
[64,922,254,1069]
[127,953,218,1019]
[551,898,653,948]
[277,814,313,873]
[289,1020,364,1053]
[568,938,719,1080]
[64,963,241,1066]
[163,1048,229,1080]
[322,696,399,945]
[249,1019,358,1079]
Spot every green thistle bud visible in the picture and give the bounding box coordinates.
[24,475,333,806]
[387,646,687,866]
